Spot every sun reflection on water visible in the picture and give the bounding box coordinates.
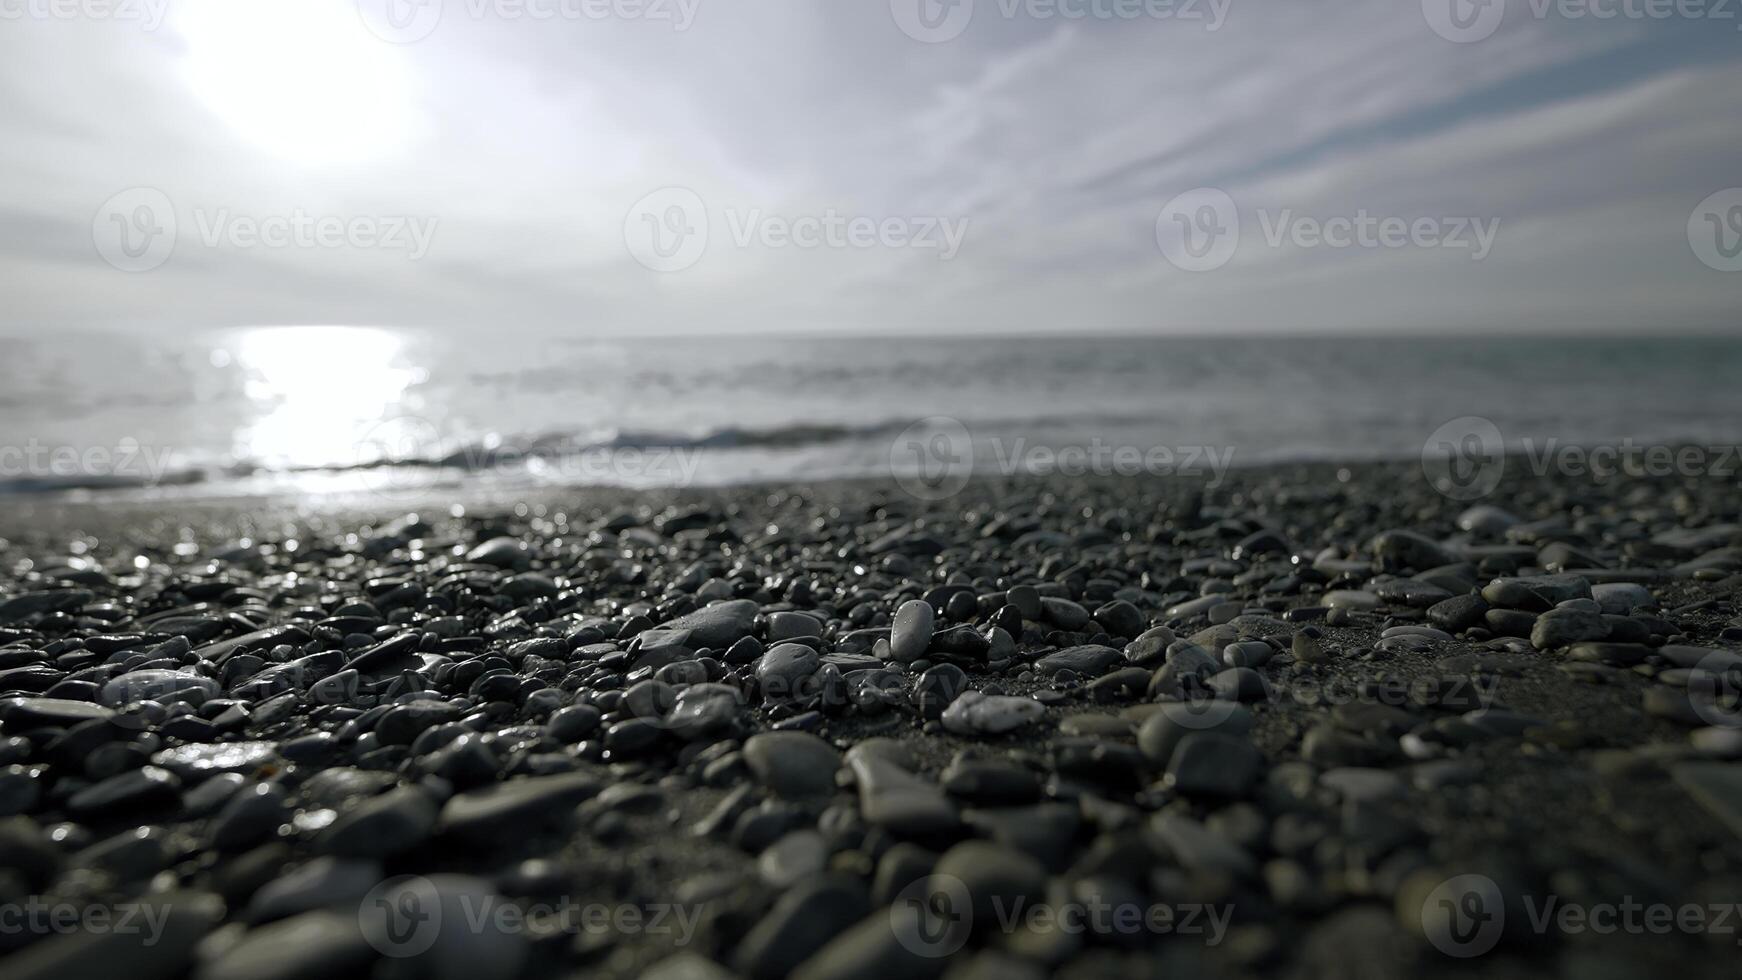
[223,326,423,468]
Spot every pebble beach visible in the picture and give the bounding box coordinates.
[0,458,1739,980]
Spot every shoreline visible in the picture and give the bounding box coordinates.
[0,458,1738,978]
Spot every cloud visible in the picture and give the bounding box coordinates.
[0,0,1737,335]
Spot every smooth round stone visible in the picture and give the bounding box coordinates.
[465,536,528,569]
[547,704,602,741]
[1206,668,1270,702]
[0,764,42,816]
[437,773,601,842]
[1529,608,1610,650]
[1591,582,1654,614]
[208,783,292,851]
[374,701,464,746]
[1411,759,1480,791]
[1461,709,1548,737]
[766,612,823,642]
[757,644,822,700]
[1292,630,1331,664]
[1165,595,1225,619]
[152,741,277,781]
[1092,600,1145,638]
[1058,714,1134,738]
[1457,505,1520,535]
[1223,641,1274,669]
[1137,702,1253,768]
[758,829,830,888]
[733,873,869,980]
[1320,767,1406,803]
[1033,645,1122,678]
[940,692,1044,737]
[1565,642,1651,667]
[744,732,842,800]
[931,840,1048,929]
[1165,732,1264,797]
[622,679,676,719]
[1691,727,1742,759]
[1004,585,1043,620]
[662,599,758,648]
[1427,594,1488,633]
[317,786,439,856]
[1040,597,1091,630]
[664,684,744,739]
[889,600,935,663]
[0,697,115,729]
[1123,626,1176,667]
[1322,591,1380,611]
[247,857,384,923]
[68,765,182,817]
[913,664,969,719]
[100,670,219,708]
[198,909,376,980]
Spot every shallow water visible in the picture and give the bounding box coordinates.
[1,328,1739,497]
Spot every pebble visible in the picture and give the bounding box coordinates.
[195,909,375,980]
[1530,607,1610,649]
[889,599,934,663]
[744,732,842,799]
[317,785,439,856]
[1137,701,1253,767]
[939,692,1045,736]
[100,669,220,708]
[68,765,181,817]
[734,874,869,979]
[1165,731,1264,796]
[1033,645,1122,677]
[757,643,821,700]
[0,462,1733,979]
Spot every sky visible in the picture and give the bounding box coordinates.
[1,0,1739,336]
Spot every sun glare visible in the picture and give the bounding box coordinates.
[227,326,422,468]
[177,0,414,165]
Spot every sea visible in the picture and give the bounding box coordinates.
[1,328,1739,500]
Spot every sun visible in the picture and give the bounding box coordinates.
[176,0,415,165]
